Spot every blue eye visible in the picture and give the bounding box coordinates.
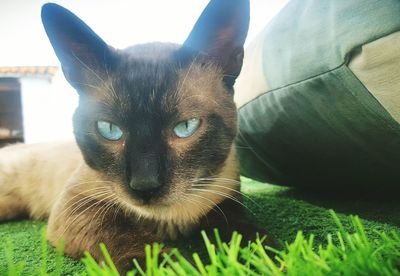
[173,118,201,138]
[97,121,123,141]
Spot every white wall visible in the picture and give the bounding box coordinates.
[20,74,77,143]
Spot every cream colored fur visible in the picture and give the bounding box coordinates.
[0,142,82,219]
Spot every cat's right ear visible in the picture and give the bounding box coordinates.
[41,3,114,91]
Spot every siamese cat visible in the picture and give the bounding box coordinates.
[0,0,267,271]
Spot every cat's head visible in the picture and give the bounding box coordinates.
[42,0,249,222]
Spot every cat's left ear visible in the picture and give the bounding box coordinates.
[184,0,250,87]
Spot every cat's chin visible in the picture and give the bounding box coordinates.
[116,193,218,227]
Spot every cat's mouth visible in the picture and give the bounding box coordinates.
[119,191,161,209]
[126,188,161,205]
[115,189,216,224]
[110,181,173,209]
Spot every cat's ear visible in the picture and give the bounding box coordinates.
[183,0,250,87]
[41,3,114,91]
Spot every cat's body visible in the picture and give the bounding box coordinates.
[0,0,267,271]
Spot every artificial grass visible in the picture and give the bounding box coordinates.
[1,178,399,275]
[82,213,400,276]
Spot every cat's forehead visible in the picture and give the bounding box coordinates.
[97,42,229,119]
[114,42,184,97]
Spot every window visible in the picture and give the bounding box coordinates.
[0,78,23,147]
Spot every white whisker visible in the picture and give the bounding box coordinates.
[99,198,118,229]
[54,188,111,223]
[87,194,118,229]
[191,182,260,208]
[187,193,228,226]
[59,193,116,240]
[189,187,255,216]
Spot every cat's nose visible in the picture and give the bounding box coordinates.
[128,177,161,202]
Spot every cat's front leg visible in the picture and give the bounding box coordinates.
[47,194,159,273]
[199,199,274,247]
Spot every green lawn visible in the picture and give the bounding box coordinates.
[1,178,399,275]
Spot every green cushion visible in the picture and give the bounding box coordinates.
[236,0,400,189]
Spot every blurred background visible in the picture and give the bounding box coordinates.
[0,0,288,146]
